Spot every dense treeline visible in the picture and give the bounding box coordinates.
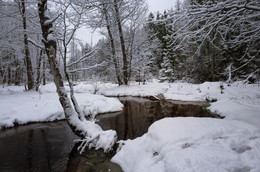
[0,0,259,89]
[0,0,49,89]
[150,0,260,83]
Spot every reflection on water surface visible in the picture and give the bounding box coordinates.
[97,97,218,140]
[0,97,218,171]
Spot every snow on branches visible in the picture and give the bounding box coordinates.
[156,0,260,82]
[37,0,117,153]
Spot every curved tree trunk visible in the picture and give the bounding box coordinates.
[38,0,87,138]
[37,0,116,152]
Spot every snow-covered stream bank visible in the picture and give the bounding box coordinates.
[102,81,260,172]
[0,81,260,171]
[101,81,260,128]
[0,83,123,129]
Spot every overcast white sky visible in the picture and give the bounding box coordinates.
[76,0,176,45]
[147,0,176,13]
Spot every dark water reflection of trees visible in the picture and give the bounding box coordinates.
[98,97,219,140]
[0,122,76,171]
[0,122,122,172]
[0,97,219,171]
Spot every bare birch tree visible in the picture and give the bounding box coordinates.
[37,0,117,152]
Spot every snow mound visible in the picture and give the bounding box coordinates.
[112,117,260,172]
[0,91,123,129]
[102,83,168,98]
[78,94,123,117]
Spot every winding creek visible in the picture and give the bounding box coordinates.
[0,97,221,171]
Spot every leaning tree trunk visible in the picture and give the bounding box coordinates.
[38,0,86,138]
[37,0,116,152]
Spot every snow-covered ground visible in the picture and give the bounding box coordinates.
[0,82,122,129]
[101,81,260,172]
[101,81,260,128]
[113,117,260,172]
[1,81,260,171]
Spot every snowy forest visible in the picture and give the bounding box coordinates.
[0,0,260,171]
[1,0,259,88]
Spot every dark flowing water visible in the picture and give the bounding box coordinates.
[0,97,219,171]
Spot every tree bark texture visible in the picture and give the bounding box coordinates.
[102,3,122,85]
[38,0,85,138]
[36,50,42,91]
[21,0,34,90]
[42,52,46,85]
[37,0,117,153]
[113,0,128,85]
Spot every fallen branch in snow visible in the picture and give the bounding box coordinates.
[75,134,100,154]
[73,120,118,153]
[7,89,16,94]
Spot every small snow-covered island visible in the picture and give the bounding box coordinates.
[0,0,259,172]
